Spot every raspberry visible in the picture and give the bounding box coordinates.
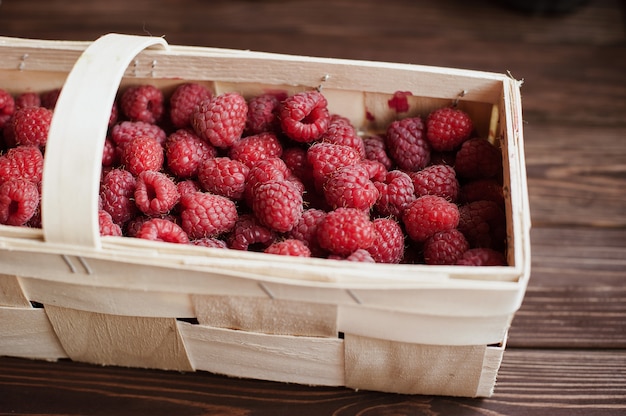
[0,179,39,226]
[306,142,361,191]
[374,170,416,218]
[98,210,122,237]
[281,146,314,188]
[324,164,378,211]
[320,115,365,158]
[454,138,502,180]
[343,249,376,263]
[102,137,119,167]
[136,218,189,244]
[460,178,505,207]
[317,207,375,256]
[366,217,405,264]
[229,132,283,168]
[227,214,276,251]
[244,157,291,204]
[180,191,238,239]
[120,84,164,124]
[289,208,327,256]
[457,248,507,266]
[165,129,217,179]
[198,157,249,200]
[122,136,164,176]
[15,92,41,110]
[111,121,166,149]
[429,150,457,167]
[410,164,459,202]
[40,88,61,110]
[10,106,53,147]
[363,134,393,170]
[252,179,303,233]
[246,93,282,134]
[176,179,202,198]
[169,83,212,128]
[423,229,469,265]
[134,170,180,216]
[264,239,311,257]
[100,168,137,224]
[108,102,119,127]
[458,200,507,250]
[426,107,473,151]
[279,91,330,143]
[0,89,15,129]
[191,237,228,249]
[402,195,459,242]
[0,145,44,184]
[386,117,430,171]
[192,92,247,149]
[359,159,388,183]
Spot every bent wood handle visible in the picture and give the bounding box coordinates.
[42,33,168,248]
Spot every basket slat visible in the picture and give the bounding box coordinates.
[0,274,31,308]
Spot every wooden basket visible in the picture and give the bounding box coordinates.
[0,34,530,397]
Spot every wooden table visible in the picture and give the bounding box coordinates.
[1,0,625,414]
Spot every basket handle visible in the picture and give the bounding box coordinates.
[42,33,168,249]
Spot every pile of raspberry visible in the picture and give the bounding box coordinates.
[0,83,507,267]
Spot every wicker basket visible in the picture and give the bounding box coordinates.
[0,34,530,397]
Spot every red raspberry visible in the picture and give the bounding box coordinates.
[454,138,502,180]
[108,102,119,127]
[40,88,61,110]
[102,137,119,167]
[0,145,44,184]
[136,218,189,244]
[324,164,378,211]
[359,159,388,183]
[246,93,283,134]
[122,136,164,176]
[457,247,507,266]
[426,107,473,151]
[343,249,376,263]
[317,207,375,256]
[429,150,457,167]
[366,217,405,264]
[198,157,249,200]
[176,179,202,198]
[374,170,416,218]
[169,83,212,128]
[180,191,238,239]
[134,170,180,216]
[307,142,361,191]
[227,214,276,251]
[98,210,123,237]
[192,92,247,149]
[289,208,327,256]
[281,146,314,188]
[120,84,164,124]
[410,164,459,202]
[100,168,137,225]
[279,91,330,143]
[229,132,283,168]
[460,178,505,207]
[402,195,459,242]
[191,237,228,249]
[111,121,167,149]
[15,92,41,109]
[320,115,365,158]
[0,179,39,226]
[252,179,303,233]
[0,89,15,129]
[458,200,507,250]
[264,239,312,257]
[386,117,430,171]
[244,157,291,204]
[363,134,393,171]
[423,229,469,265]
[10,106,53,147]
[165,129,217,179]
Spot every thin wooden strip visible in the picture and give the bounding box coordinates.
[0,274,31,307]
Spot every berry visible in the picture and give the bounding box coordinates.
[100,168,137,224]
[402,195,459,242]
[458,200,507,250]
[102,137,119,167]
[281,146,314,187]
[10,106,53,147]
[165,129,217,179]
[0,145,44,184]
[244,157,292,204]
[191,237,228,249]
[169,83,212,128]
[363,134,393,170]
[410,164,459,202]
[460,178,505,207]
[366,217,405,264]
[134,170,180,216]
[246,93,282,134]
[180,191,238,239]
[320,115,365,158]
[306,142,361,191]
[98,210,123,237]
[227,214,276,251]
[40,88,61,110]
[457,248,507,266]
[15,92,41,109]
[198,157,249,200]
[252,179,303,233]
[423,229,469,265]
[229,132,283,168]
[426,107,473,151]
[279,91,330,143]
[111,121,166,149]
[454,138,502,180]
[289,208,327,256]
[136,218,189,244]
[120,84,164,124]
[324,164,378,211]
[385,117,430,171]
[374,170,416,218]
[192,92,247,149]
[0,179,39,226]
[317,207,375,256]
[344,248,376,262]
[0,89,15,129]
[264,239,311,257]
[122,136,164,176]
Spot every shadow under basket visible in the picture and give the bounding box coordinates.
[0,34,530,398]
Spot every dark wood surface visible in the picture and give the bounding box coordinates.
[1,0,625,414]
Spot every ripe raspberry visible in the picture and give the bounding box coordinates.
[306,142,361,191]
[98,210,123,237]
[176,179,202,198]
[108,102,119,127]
[454,138,502,180]
[281,146,314,188]
[458,200,507,250]
[15,92,41,109]
[279,91,330,143]
[111,121,167,149]
[100,168,137,224]
[244,157,292,204]
[198,157,249,200]
[136,218,189,244]
[264,239,311,257]
[423,229,469,265]
[456,247,507,266]
[320,115,365,158]
[460,178,505,207]
[165,129,217,179]
[0,179,39,226]
[122,136,164,176]
[191,237,228,249]
[374,170,416,218]
[246,93,283,134]
[192,92,247,149]
[410,164,460,202]
[40,88,61,110]
[386,117,430,171]
[229,132,283,168]
[169,82,212,128]
[120,84,164,124]
[252,179,303,233]
[402,195,459,242]
[10,106,53,147]
[429,150,457,167]
[0,145,44,184]
[343,248,376,263]
[134,170,180,216]
[227,214,276,251]
[363,134,393,171]
[0,89,15,129]
[102,137,119,167]
[289,208,327,256]
[359,159,387,183]
[317,207,375,256]
[366,217,405,264]
[180,191,238,239]
[324,164,378,211]
[426,107,473,151]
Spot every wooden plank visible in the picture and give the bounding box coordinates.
[0,274,31,308]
